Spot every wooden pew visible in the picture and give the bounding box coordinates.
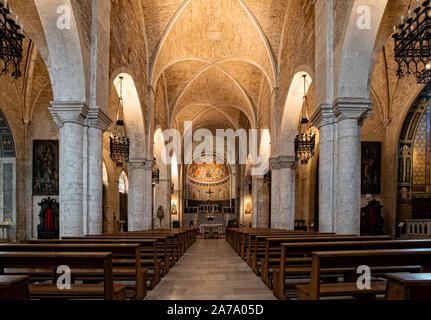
[248,232,338,268]
[260,235,392,288]
[29,238,161,290]
[273,239,431,299]
[72,235,172,274]
[296,248,431,300]
[385,273,431,300]
[0,252,127,300]
[0,275,29,300]
[239,229,304,259]
[0,243,147,299]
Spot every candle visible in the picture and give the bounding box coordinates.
[401,15,404,24]
[16,16,18,25]
[4,0,7,9]
[408,9,411,18]
[418,0,420,8]
[394,26,397,34]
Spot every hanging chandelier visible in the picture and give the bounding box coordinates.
[295,75,316,165]
[152,157,159,185]
[0,0,25,78]
[393,0,431,84]
[110,76,130,167]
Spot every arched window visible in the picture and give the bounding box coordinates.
[119,171,128,194]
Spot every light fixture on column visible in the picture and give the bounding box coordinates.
[393,0,431,84]
[152,157,159,185]
[0,0,25,78]
[295,75,316,165]
[110,76,130,167]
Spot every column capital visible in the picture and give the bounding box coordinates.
[128,158,147,169]
[311,103,335,129]
[144,158,153,170]
[49,101,88,128]
[278,155,296,169]
[269,157,280,170]
[87,107,112,131]
[333,97,373,125]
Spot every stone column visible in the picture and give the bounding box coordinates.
[311,104,336,232]
[127,158,146,231]
[270,158,280,228]
[252,175,268,227]
[86,108,111,234]
[334,98,372,235]
[49,102,88,237]
[144,160,153,230]
[154,179,171,229]
[278,156,296,230]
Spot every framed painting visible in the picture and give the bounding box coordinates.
[361,142,381,195]
[33,140,59,195]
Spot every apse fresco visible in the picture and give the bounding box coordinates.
[187,156,230,185]
[186,156,231,201]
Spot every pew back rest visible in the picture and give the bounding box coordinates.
[309,248,431,299]
[0,251,115,299]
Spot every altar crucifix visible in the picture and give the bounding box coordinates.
[207,188,215,201]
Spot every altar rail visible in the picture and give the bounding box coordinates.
[406,219,431,236]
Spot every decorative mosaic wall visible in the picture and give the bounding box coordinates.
[413,111,428,185]
[186,156,231,201]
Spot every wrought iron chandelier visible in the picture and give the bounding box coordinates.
[294,75,316,165]
[152,157,159,185]
[393,0,431,84]
[110,76,130,167]
[0,0,24,78]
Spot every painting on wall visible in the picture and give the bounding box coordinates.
[361,142,381,195]
[245,199,252,214]
[171,200,178,215]
[33,140,59,195]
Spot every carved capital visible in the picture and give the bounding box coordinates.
[333,97,373,126]
[128,158,146,170]
[87,107,112,131]
[310,103,335,129]
[49,101,88,128]
[269,157,280,171]
[144,158,153,170]
[278,155,296,169]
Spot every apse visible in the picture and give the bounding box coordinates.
[186,155,231,202]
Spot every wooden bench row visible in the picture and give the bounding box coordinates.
[226,228,431,300]
[0,228,198,300]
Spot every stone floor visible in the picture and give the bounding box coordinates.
[145,239,277,300]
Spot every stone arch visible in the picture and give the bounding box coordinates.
[112,73,147,159]
[279,71,313,157]
[169,64,257,128]
[150,0,277,89]
[335,0,388,99]
[34,0,88,102]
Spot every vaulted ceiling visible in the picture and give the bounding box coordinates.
[142,0,293,134]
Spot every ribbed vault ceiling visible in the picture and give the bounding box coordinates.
[143,0,286,132]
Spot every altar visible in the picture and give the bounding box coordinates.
[199,223,224,235]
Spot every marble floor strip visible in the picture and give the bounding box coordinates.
[145,239,277,300]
